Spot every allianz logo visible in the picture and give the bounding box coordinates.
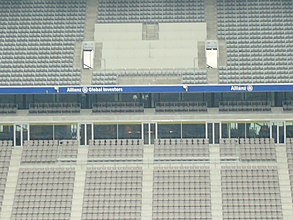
[67,87,82,92]
[66,86,123,93]
[230,85,253,92]
[66,87,99,93]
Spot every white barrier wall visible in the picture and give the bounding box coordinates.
[95,23,207,69]
[206,40,218,68]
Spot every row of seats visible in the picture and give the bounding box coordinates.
[6,137,278,162]
[92,102,144,113]
[3,100,291,113]
[0,103,17,114]
[90,139,143,146]
[29,103,81,114]
[0,163,288,219]
[11,168,75,220]
[21,140,78,163]
[221,166,282,220]
[217,0,293,84]
[220,138,239,159]
[0,140,13,146]
[0,71,81,86]
[155,101,207,112]
[92,69,208,85]
[220,138,276,161]
[0,145,12,214]
[0,0,86,85]
[153,166,211,219]
[82,167,143,220]
[239,138,272,144]
[286,139,293,203]
[1,164,284,219]
[97,0,205,23]
[219,69,293,84]
[219,101,271,112]
[88,139,144,160]
[283,100,293,111]
[2,102,144,114]
[154,138,209,160]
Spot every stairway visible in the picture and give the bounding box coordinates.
[208,68,219,84]
[142,23,159,41]
[209,145,223,220]
[0,148,22,220]
[205,0,221,83]
[73,41,83,69]
[205,0,218,40]
[94,42,103,71]
[80,0,98,85]
[84,0,98,41]
[218,39,227,67]
[70,147,88,220]
[276,145,293,220]
[141,145,154,220]
[198,41,207,69]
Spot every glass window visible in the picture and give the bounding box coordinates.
[30,125,53,140]
[285,92,293,102]
[245,92,270,101]
[221,122,245,139]
[274,92,284,107]
[80,124,85,145]
[33,94,55,103]
[237,123,246,138]
[208,123,213,144]
[94,124,117,139]
[0,125,14,141]
[221,93,243,102]
[159,94,180,102]
[246,122,270,138]
[94,94,116,103]
[22,124,28,143]
[54,124,77,140]
[214,123,220,144]
[158,123,181,139]
[16,125,21,146]
[286,122,293,139]
[118,124,142,139]
[221,123,229,139]
[182,93,204,102]
[143,124,149,144]
[182,123,205,138]
[150,123,156,144]
[277,122,284,143]
[272,122,278,143]
[57,94,79,103]
[0,95,15,104]
[86,124,92,145]
[229,123,237,138]
[120,94,141,102]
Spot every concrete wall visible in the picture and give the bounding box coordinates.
[95,23,207,69]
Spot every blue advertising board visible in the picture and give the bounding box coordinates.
[0,84,292,94]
